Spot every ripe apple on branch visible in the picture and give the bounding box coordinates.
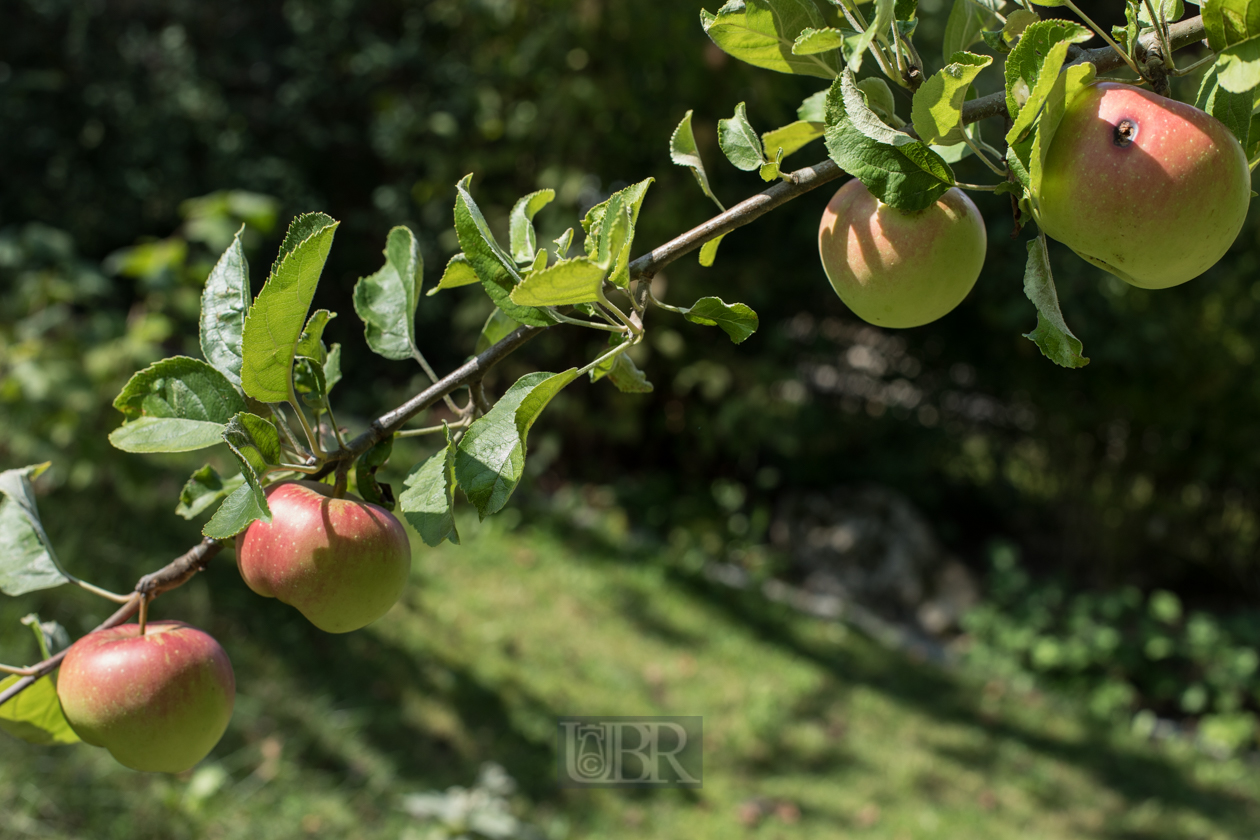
[1,1,1256,777]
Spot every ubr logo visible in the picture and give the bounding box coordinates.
[557,716,703,788]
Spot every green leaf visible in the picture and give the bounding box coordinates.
[1023,236,1089,368]
[1007,139,1034,192]
[1196,61,1252,147]
[176,465,245,520]
[454,369,577,519]
[109,356,246,453]
[823,69,955,212]
[21,614,68,660]
[293,356,329,407]
[1002,8,1041,42]
[510,257,606,307]
[581,178,652,288]
[592,347,655,393]
[399,427,461,547]
[762,120,825,159]
[476,308,522,355]
[203,412,278,538]
[222,412,281,483]
[1139,0,1183,24]
[0,675,79,745]
[591,201,632,272]
[855,77,901,127]
[1116,2,1140,57]
[798,89,827,122]
[203,482,271,540]
[699,233,728,267]
[1004,20,1093,134]
[896,0,918,21]
[943,0,1002,62]
[454,176,556,327]
[1217,40,1260,94]
[240,213,340,403]
[684,296,760,344]
[1203,0,1260,54]
[554,228,575,258]
[324,343,343,394]
[700,0,840,79]
[847,0,894,73]
[671,110,726,211]
[0,464,68,597]
[509,190,556,265]
[760,146,786,181]
[981,28,1010,54]
[427,253,480,296]
[353,226,422,362]
[792,26,850,55]
[932,136,975,163]
[294,309,335,364]
[199,226,251,386]
[109,417,229,454]
[355,437,394,510]
[112,357,246,422]
[718,102,768,171]
[912,52,993,145]
[1030,62,1097,209]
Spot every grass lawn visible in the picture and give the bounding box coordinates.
[2,513,1258,839]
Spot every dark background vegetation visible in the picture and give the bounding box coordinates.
[3,0,1260,749]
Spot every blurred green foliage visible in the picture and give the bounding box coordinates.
[964,541,1260,754]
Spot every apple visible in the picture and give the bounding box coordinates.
[235,480,411,634]
[1037,82,1252,289]
[818,179,987,328]
[57,621,235,774]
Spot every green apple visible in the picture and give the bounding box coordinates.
[818,179,987,328]
[57,621,235,774]
[1037,82,1252,289]
[235,480,411,634]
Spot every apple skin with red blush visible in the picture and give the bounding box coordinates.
[235,480,412,634]
[57,620,235,774]
[1037,82,1252,289]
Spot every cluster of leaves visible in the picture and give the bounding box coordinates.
[5,168,765,591]
[963,541,1260,755]
[696,0,1260,370]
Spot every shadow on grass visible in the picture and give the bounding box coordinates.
[555,524,1259,832]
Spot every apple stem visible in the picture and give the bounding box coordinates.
[137,594,150,637]
[0,662,41,676]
